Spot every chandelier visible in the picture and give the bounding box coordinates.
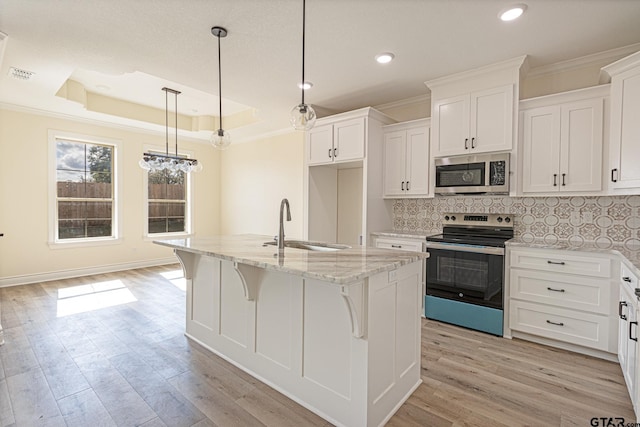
[139,87,202,173]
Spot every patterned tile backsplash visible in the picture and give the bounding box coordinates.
[393,195,640,249]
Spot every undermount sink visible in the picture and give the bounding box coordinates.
[263,240,351,252]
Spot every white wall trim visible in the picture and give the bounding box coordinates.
[0,257,178,287]
[527,42,640,78]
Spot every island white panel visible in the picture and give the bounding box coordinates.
[191,255,218,332]
[303,279,352,399]
[396,270,420,379]
[220,261,252,348]
[369,280,397,403]
[255,271,301,370]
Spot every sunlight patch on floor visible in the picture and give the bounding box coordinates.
[57,279,137,317]
[160,269,186,291]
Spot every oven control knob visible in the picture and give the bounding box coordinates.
[444,215,450,221]
[451,215,456,221]
[497,216,503,223]
[505,217,511,223]
[458,293,464,298]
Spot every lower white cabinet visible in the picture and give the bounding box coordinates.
[508,247,617,354]
[619,263,640,417]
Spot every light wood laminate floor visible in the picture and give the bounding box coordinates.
[0,265,635,426]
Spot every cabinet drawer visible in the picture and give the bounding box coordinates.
[510,249,611,278]
[375,238,423,253]
[510,269,610,315]
[510,300,609,351]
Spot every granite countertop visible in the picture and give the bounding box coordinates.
[506,238,640,278]
[154,234,428,285]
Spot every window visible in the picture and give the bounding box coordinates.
[49,131,121,246]
[144,150,191,236]
[56,140,114,239]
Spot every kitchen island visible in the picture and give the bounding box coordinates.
[155,235,428,427]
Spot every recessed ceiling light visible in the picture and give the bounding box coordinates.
[375,52,395,64]
[298,81,313,90]
[499,4,527,21]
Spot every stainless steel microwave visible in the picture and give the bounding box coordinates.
[434,153,510,195]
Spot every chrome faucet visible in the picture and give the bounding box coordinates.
[278,198,291,251]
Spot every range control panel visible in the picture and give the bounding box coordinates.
[443,213,513,228]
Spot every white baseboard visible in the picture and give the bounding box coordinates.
[0,257,178,287]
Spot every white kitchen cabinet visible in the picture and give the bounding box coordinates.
[382,119,430,198]
[601,51,640,191]
[431,85,513,157]
[307,117,365,165]
[304,108,395,247]
[507,247,617,354]
[520,87,606,195]
[618,263,640,417]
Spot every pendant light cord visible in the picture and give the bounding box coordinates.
[218,32,223,132]
[165,87,169,156]
[174,90,178,156]
[301,0,306,106]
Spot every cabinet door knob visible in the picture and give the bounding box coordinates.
[333,147,338,158]
[553,174,558,186]
[406,181,410,191]
[328,148,332,159]
[464,138,469,149]
[612,168,618,183]
[561,173,566,186]
[630,321,638,342]
[401,181,405,191]
[471,137,475,149]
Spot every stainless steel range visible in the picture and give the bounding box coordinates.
[425,213,513,336]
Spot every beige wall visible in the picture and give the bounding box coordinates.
[219,131,305,239]
[0,108,220,284]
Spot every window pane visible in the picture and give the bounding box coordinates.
[168,218,185,233]
[87,219,112,237]
[58,201,86,220]
[85,179,112,199]
[148,218,167,234]
[149,202,167,219]
[57,171,86,197]
[166,203,185,217]
[86,144,112,173]
[58,219,86,239]
[86,201,112,219]
[148,202,185,234]
[56,141,86,171]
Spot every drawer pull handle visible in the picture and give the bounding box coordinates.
[620,301,629,320]
[546,320,564,327]
[547,261,566,265]
[547,287,565,293]
[391,244,402,248]
[623,277,632,282]
[631,321,638,342]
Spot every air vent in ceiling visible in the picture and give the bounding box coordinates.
[8,66,34,80]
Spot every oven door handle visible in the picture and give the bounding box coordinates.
[425,242,504,255]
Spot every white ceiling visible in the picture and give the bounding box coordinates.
[1,0,640,143]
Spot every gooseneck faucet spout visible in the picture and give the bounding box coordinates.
[278,198,291,251]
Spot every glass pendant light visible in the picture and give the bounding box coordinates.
[210,26,231,150]
[290,0,316,131]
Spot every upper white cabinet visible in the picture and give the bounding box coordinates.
[307,117,365,165]
[426,56,527,158]
[519,86,607,195]
[432,85,514,156]
[382,119,430,197]
[601,51,640,191]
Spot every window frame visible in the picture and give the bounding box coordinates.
[48,130,123,248]
[142,145,194,239]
